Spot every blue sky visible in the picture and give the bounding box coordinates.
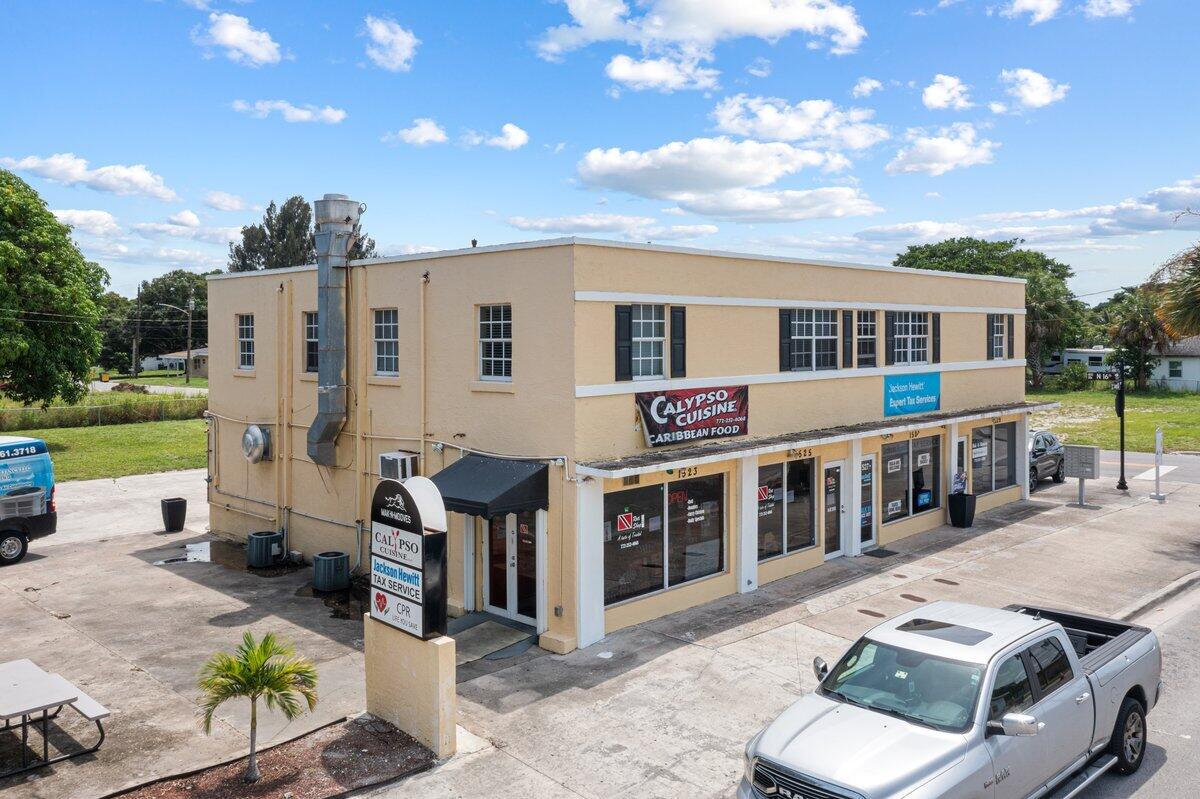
[2,0,1197,299]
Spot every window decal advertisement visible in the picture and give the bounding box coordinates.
[883,372,941,417]
[635,385,749,447]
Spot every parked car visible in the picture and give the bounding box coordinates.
[0,436,57,565]
[739,601,1163,799]
[1029,430,1065,492]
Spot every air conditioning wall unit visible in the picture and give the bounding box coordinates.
[379,450,420,481]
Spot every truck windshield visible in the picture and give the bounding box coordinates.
[820,637,982,732]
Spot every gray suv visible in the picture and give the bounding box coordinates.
[1029,430,1065,492]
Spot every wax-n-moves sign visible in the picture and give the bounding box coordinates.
[369,477,448,640]
[635,386,749,447]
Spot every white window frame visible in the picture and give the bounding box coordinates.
[787,308,839,371]
[236,314,254,370]
[881,434,941,526]
[757,458,817,562]
[991,315,1007,360]
[630,303,665,380]
[373,308,399,376]
[856,310,877,367]
[1169,360,1183,378]
[303,311,319,374]
[478,303,513,382]
[893,311,929,365]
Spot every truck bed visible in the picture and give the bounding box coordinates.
[1004,605,1151,674]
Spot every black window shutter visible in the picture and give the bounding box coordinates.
[884,311,896,366]
[1007,314,1015,360]
[841,310,853,368]
[670,306,686,378]
[779,309,792,371]
[986,314,995,361]
[615,305,632,381]
[931,313,941,364]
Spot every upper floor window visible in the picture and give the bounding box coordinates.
[479,304,512,381]
[856,311,877,368]
[893,311,929,365]
[785,309,839,371]
[374,308,399,376]
[237,314,254,370]
[631,303,665,379]
[991,314,1006,359]
[304,311,319,373]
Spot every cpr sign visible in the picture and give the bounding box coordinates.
[368,477,448,640]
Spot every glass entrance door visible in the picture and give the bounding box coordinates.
[485,510,538,626]
[860,456,876,548]
[824,462,845,559]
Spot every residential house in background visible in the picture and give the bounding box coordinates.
[1152,336,1200,392]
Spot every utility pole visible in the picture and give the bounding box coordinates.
[131,285,142,379]
[185,290,194,384]
[1115,359,1128,491]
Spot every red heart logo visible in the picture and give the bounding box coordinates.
[374,591,387,613]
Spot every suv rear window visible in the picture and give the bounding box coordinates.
[1027,637,1073,696]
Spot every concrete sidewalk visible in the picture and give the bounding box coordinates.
[50,469,210,547]
[365,478,1200,799]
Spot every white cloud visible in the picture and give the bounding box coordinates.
[168,210,201,227]
[712,95,889,150]
[1,152,178,201]
[851,77,882,98]
[196,12,282,66]
[746,57,772,78]
[204,190,246,212]
[463,123,529,150]
[507,212,718,240]
[605,53,719,92]
[676,186,881,221]
[1002,0,1062,24]
[232,99,347,124]
[1000,68,1069,109]
[382,118,448,146]
[133,215,240,245]
[1083,0,1137,18]
[52,209,122,237]
[922,74,973,110]
[537,0,867,64]
[886,124,998,176]
[363,15,419,72]
[988,101,1009,114]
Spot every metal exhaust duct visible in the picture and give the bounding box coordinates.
[307,193,364,466]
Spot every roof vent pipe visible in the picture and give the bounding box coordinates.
[307,193,364,466]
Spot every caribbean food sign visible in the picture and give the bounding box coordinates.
[635,386,749,448]
[369,478,448,640]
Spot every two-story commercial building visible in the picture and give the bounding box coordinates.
[206,222,1051,655]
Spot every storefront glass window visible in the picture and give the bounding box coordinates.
[912,435,941,514]
[757,463,785,560]
[786,459,816,551]
[667,474,725,586]
[972,427,993,494]
[971,423,1016,493]
[882,441,910,523]
[757,459,815,561]
[994,422,1016,490]
[603,484,665,605]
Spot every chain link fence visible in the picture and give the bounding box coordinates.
[0,396,208,432]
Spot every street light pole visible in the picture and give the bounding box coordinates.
[1115,360,1128,491]
[156,300,193,384]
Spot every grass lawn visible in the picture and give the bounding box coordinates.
[1029,387,1200,453]
[10,419,208,481]
[113,371,208,389]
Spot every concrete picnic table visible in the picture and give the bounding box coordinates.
[0,659,108,779]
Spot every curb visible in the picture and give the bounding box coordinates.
[1118,570,1200,622]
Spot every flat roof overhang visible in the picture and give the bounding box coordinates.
[576,401,1060,479]
[429,453,549,517]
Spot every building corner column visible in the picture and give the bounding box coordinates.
[737,455,759,593]
[576,477,605,648]
[947,421,960,524]
[848,439,863,556]
[1017,412,1031,500]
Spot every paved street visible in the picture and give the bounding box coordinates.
[1095,449,1200,486]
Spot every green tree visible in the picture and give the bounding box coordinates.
[892,237,1079,388]
[135,269,213,359]
[1153,243,1200,338]
[228,195,376,271]
[97,291,134,372]
[1108,287,1173,390]
[198,632,318,783]
[0,169,107,405]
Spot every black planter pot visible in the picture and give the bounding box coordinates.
[161,497,187,532]
[948,492,976,529]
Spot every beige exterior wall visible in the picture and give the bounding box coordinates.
[208,239,1030,654]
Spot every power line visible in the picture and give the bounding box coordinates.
[0,306,206,322]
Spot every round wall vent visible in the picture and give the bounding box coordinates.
[242,424,272,463]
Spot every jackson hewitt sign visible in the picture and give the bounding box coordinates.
[635,386,749,448]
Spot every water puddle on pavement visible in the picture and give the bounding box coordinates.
[153,540,300,577]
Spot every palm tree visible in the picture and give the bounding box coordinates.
[1109,287,1175,390]
[1153,243,1200,338]
[198,632,318,783]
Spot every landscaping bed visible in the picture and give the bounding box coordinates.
[114,715,433,799]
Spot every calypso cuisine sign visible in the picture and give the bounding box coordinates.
[635,385,749,448]
[883,372,941,417]
[368,477,448,640]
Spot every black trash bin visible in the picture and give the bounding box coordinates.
[161,497,187,532]
[948,492,976,528]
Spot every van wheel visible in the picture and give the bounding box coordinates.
[1107,697,1147,775]
[0,532,28,566]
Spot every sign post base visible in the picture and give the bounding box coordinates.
[364,614,457,759]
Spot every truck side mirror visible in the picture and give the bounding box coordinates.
[813,656,829,682]
[987,713,1041,738]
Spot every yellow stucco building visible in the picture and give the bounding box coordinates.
[206,232,1050,655]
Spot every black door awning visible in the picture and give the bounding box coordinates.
[429,454,548,517]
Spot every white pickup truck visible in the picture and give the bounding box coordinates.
[739,601,1163,799]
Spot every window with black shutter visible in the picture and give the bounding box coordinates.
[615,305,633,381]
[1007,314,1015,360]
[670,306,686,377]
[779,309,792,371]
[885,311,896,366]
[931,313,941,364]
[842,310,853,368]
[986,314,996,361]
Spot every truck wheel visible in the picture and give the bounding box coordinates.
[1052,460,1066,483]
[1107,696,1147,775]
[0,532,28,566]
